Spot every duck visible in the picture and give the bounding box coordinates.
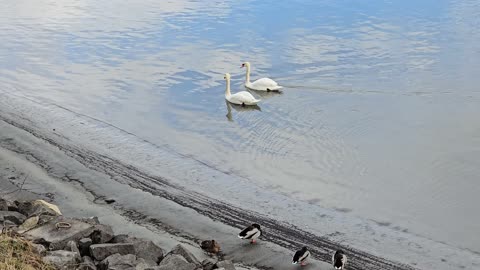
[224,73,260,106]
[238,223,262,244]
[241,62,283,91]
[332,250,347,269]
[292,246,310,266]
[200,239,221,255]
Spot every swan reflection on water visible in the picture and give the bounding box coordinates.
[225,100,261,122]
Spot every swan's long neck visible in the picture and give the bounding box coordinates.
[245,64,251,84]
[225,78,231,97]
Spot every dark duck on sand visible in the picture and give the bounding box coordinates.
[292,246,310,266]
[332,250,347,269]
[238,223,262,244]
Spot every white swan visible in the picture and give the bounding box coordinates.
[241,62,283,91]
[224,73,260,106]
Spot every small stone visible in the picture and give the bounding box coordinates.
[43,250,81,270]
[135,258,156,270]
[66,240,81,257]
[0,210,27,225]
[16,201,32,216]
[134,240,163,265]
[83,256,95,264]
[90,224,114,244]
[79,238,93,256]
[156,254,196,270]
[0,199,8,211]
[18,215,39,233]
[89,243,135,261]
[110,234,129,243]
[80,217,100,225]
[109,235,164,265]
[169,244,200,265]
[215,260,236,270]
[6,201,19,212]
[77,256,97,270]
[17,200,62,217]
[32,243,47,256]
[98,253,137,270]
[36,200,62,215]
[201,258,217,270]
[2,219,17,228]
[104,198,115,204]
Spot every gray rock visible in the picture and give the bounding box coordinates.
[43,250,81,270]
[201,258,217,270]
[133,240,163,265]
[0,199,8,211]
[17,200,61,218]
[135,258,156,270]
[156,254,196,270]
[110,234,129,243]
[83,256,95,264]
[7,200,19,212]
[79,238,93,256]
[104,198,116,204]
[1,219,17,230]
[18,215,40,233]
[77,256,97,270]
[32,243,47,256]
[66,240,81,257]
[215,260,236,270]
[16,201,34,216]
[91,224,114,244]
[90,243,135,261]
[168,244,200,265]
[98,253,139,270]
[0,210,27,225]
[110,235,163,265]
[80,217,101,225]
[24,217,97,250]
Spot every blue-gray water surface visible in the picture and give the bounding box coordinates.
[1,1,480,269]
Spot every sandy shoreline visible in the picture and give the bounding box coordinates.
[0,147,257,270]
[0,110,417,270]
[0,95,478,270]
[0,118,315,270]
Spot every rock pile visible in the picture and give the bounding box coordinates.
[0,198,237,270]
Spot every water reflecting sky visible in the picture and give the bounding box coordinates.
[1,0,480,268]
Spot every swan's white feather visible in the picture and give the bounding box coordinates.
[247,77,282,91]
[227,91,260,105]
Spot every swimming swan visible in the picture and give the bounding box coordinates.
[241,62,283,91]
[224,73,260,106]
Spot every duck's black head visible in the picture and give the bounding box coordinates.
[252,223,261,229]
[335,249,344,255]
[302,246,308,251]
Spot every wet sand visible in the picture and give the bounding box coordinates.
[2,90,480,270]
[1,108,421,270]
